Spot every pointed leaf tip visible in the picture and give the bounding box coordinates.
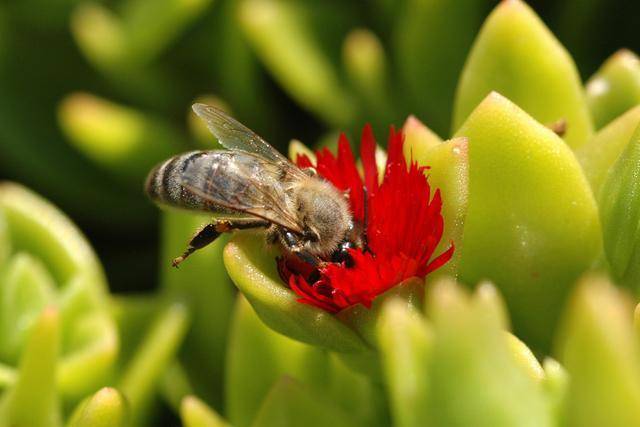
[453,0,593,148]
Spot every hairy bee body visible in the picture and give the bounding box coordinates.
[145,103,360,267]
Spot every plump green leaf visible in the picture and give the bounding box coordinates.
[454,92,601,350]
[250,377,355,427]
[72,0,211,70]
[223,231,367,353]
[67,387,128,427]
[337,277,424,349]
[505,333,544,383]
[323,353,384,427]
[159,362,194,413]
[577,105,640,196]
[377,298,431,427]
[160,211,234,407]
[557,275,640,427]
[453,0,593,148]
[343,28,395,127]
[425,278,552,427]
[118,302,189,426]
[394,0,487,136]
[0,307,61,427]
[120,0,213,65]
[58,93,185,184]
[599,123,640,289]
[238,0,355,126]
[58,310,119,403]
[0,253,55,363]
[586,50,640,129]
[0,182,106,294]
[181,396,229,427]
[0,210,9,267]
[541,358,568,423]
[225,296,329,427]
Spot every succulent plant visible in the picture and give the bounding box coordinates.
[2,0,640,426]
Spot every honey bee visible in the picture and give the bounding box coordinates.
[145,104,364,267]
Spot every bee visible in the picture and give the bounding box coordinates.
[145,104,364,268]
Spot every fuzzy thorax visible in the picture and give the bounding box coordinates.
[289,178,352,256]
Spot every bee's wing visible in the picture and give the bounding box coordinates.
[180,151,305,233]
[192,104,304,174]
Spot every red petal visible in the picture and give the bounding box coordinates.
[296,153,314,169]
[422,242,455,276]
[360,124,379,196]
[285,125,454,313]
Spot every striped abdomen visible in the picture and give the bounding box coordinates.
[145,151,228,213]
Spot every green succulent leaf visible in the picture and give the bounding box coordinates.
[377,298,432,427]
[453,0,593,148]
[586,50,640,129]
[67,387,128,427]
[0,253,55,363]
[337,277,424,349]
[226,295,329,427]
[58,93,185,185]
[454,92,601,350]
[120,0,213,66]
[599,123,640,289]
[577,105,640,196]
[0,182,106,291]
[343,28,395,127]
[250,377,355,427]
[323,354,385,427]
[226,296,382,427]
[118,302,189,426]
[58,308,118,403]
[505,333,544,383]
[109,293,160,384]
[0,364,15,391]
[0,210,9,267]
[394,0,487,136]
[541,358,568,423]
[0,183,118,402]
[238,0,355,126]
[425,278,552,427]
[557,275,640,427]
[0,308,61,427]
[180,395,230,427]
[222,231,367,353]
[159,362,194,414]
[161,211,234,407]
[71,0,211,70]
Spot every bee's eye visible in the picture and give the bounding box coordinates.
[302,229,319,242]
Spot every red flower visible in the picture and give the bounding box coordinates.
[278,125,454,313]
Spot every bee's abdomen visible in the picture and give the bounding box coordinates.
[145,151,211,211]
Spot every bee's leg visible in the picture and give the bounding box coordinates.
[280,230,321,267]
[172,219,269,267]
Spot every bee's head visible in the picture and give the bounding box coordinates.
[294,179,352,256]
